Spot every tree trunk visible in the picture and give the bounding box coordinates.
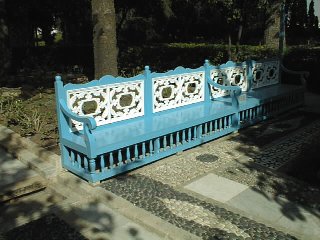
[0,0,10,77]
[235,24,243,61]
[264,0,282,49]
[228,34,232,61]
[91,0,118,78]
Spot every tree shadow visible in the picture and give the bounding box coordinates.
[0,127,146,240]
[228,109,320,222]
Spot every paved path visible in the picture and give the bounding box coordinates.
[0,91,320,240]
[0,150,167,239]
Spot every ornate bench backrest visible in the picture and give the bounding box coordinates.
[209,61,248,98]
[56,59,281,131]
[251,59,280,89]
[63,74,145,131]
[151,66,205,113]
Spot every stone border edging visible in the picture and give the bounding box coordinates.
[0,124,62,179]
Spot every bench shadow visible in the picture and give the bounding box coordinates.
[0,128,144,240]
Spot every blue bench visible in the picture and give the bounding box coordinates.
[55,59,308,183]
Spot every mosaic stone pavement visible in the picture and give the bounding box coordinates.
[102,111,320,239]
[251,119,320,169]
[103,175,297,240]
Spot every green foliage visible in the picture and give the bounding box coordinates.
[118,43,278,76]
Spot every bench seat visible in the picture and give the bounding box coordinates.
[62,99,238,155]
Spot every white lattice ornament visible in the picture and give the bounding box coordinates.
[210,67,247,98]
[252,61,279,89]
[67,80,144,131]
[153,72,205,112]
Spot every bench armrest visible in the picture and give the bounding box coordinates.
[206,76,242,108]
[281,64,309,86]
[59,99,97,158]
[59,100,97,130]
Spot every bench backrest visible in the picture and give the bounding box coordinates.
[209,59,280,98]
[55,59,280,131]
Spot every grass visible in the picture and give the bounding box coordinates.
[0,90,59,150]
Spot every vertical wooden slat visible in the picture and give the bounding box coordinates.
[182,130,186,144]
[170,134,173,148]
[142,142,146,158]
[209,121,213,134]
[163,136,167,151]
[149,140,153,156]
[118,149,123,166]
[84,156,89,172]
[214,119,218,131]
[193,126,197,139]
[204,123,208,135]
[155,138,160,153]
[176,131,180,144]
[134,144,138,159]
[70,150,75,166]
[100,154,105,172]
[188,128,192,142]
[76,153,81,169]
[197,124,203,138]
[109,152,114,168]
[126,147,130,162]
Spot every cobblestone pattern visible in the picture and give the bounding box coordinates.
[103,175,297,240]
[251,120,320,169]
[135,137,248,187]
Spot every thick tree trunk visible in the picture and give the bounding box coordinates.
[0,0,10,77]
[91,0,118,78]
[264,0,282,49]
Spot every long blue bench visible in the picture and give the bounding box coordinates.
[54,59,308,183]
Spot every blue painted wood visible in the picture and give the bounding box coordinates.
[134,144,138,159]
[100,154,105,172]
[55,57,306,183]
[170,134,173,148]
[163,136,167,151]
[142,142,146,158]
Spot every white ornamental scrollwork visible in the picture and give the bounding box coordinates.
[153,71,205,112]
[109,82,144,121]
[67,80,144,131]
[210,67,247,98]
[252,61,279,89]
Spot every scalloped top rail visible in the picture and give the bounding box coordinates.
[55,59,280,131]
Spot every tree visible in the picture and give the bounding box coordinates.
[0,0,10,77]
[91,0,118,78]
[307,0,319,38]
[286,0,308,43]
[263,0,282,48]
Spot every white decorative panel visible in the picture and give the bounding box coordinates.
[210,66,247,98]
[153,71,205,113]
[252,61,279,89]
[67,80,144,130]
